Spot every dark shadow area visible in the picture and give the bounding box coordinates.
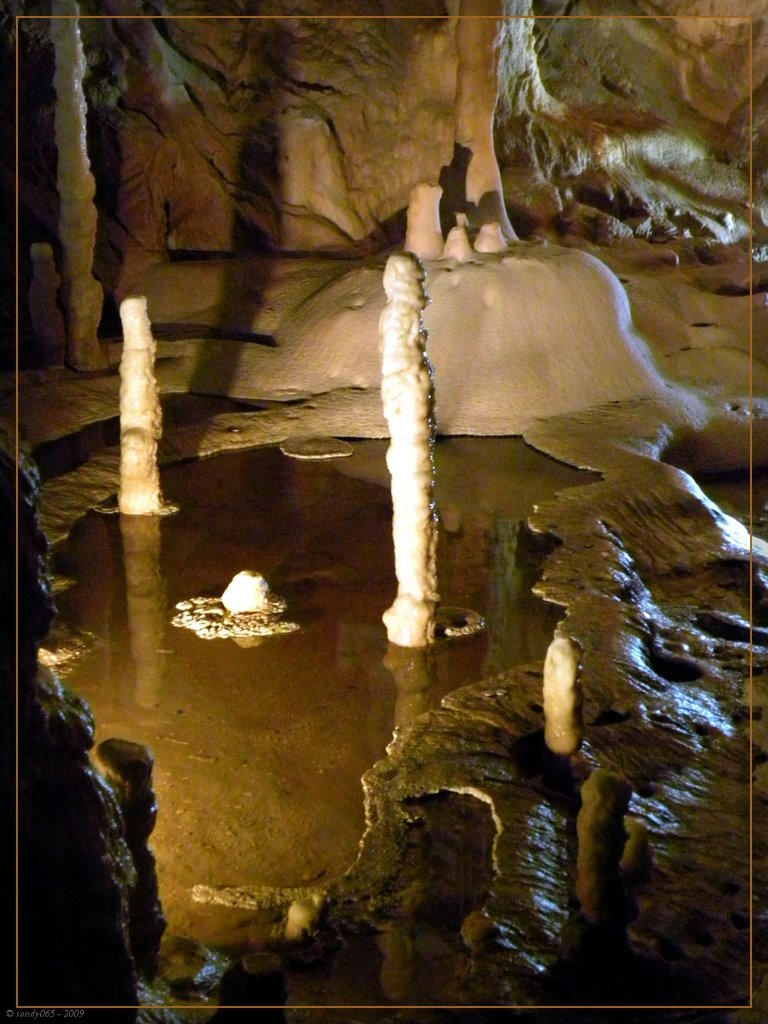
[438,143,472,235]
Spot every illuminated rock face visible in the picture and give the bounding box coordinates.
[454,0,517,241]
[542,634,582,756]
[118,297,163,516]
[19,7,759,311]
[50,0,105,370]
[379,253,439,648]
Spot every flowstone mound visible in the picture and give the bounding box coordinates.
[136,244,665,436]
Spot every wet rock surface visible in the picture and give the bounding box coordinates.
[276,398,758,1011]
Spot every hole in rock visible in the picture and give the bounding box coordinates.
[52,436,590,948]
[647,645,702,683]
[591,707,631,726]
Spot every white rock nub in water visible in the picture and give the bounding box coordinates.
[221,571,271,614]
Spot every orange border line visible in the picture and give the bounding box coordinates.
[14,12,20,1013]
[12,9,757,1015]
[15,11,761,17]
[748,12,754,1013]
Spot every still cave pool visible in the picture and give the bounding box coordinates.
[51,436,595,950]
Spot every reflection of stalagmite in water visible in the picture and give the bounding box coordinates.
[383,643,438,732]
[576,768,636,929]
[51,0,106,370]
[120,513,164,709]
[379,253,439,648]
[542,633,583,755]
[119,297,164,516]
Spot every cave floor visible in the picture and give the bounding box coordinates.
[11,238,767,1015]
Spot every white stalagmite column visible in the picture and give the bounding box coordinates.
[380,254,439,648]
[404,183,444,261]
[118,297,163,516]
[29,243,66,366]
[542,634,582,755]
[51,0,105,371]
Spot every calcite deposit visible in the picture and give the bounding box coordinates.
[379,253,439,648]
[542,633,582,756]
[172,573,297,641]
[50,0,105,370]
[118,297,164,516]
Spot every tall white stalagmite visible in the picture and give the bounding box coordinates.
[51,0,105,370]
[118,297,163,515]
[380,254,439,648]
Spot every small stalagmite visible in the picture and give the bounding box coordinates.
[442,215,474,263]
[379,253,439,648]
[118,297,164,516]
[542,633,583,755]
[474,222,507,254]
[404,183,444,261]
[51,0,105,370]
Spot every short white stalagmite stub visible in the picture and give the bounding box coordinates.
[119,296,164,515]
[542,633,583,755]
[379,253,439,647]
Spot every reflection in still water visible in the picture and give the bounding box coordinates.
[120,512,165,709]
[383,642,438,733]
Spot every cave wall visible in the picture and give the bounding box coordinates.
[10,0,767,341]
[6,438,140,1007]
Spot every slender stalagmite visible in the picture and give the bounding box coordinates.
[379,254,439,647]
[51,0,105,370]
[118,297,163,515]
